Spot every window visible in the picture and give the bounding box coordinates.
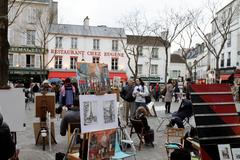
[70,57,77,69]
[93,57,100,63]
[8,54,13,67]
[138,64,143,75]
[171,70,181,79]
[138,46,143,56]
[93,39,100,50]
[227,32,231,47]
[26,30,35,45]
[26,55,35,67]
[111,58,118,70]
[55,37,63,48]
[27,8,37,24]
[112,40,118,51]
[227,52,231,66]
[71,37,78,49]
[151,48,159,58]
[55,56,62,69]
[220,53,224,67]
[151,65,158,74]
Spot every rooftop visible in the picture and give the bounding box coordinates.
[127,35,169,47]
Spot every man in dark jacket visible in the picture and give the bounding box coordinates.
[167,97,193,128]
[0,112,16,160]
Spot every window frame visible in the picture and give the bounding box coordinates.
[111,58,118,70]
[55,56,63,69]
[26,30,36,45]
[55,37,63,48]
[93,39,100,50]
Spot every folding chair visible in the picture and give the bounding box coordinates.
[130,119,154,150]
[165,127,185,160]
[155,105,172,132]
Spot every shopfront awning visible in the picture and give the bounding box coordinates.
[48,71,76,80]
[109,71,128,81]
[234,74,240,78]
[220,74,231,81]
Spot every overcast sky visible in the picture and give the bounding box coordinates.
[55,0,232,51]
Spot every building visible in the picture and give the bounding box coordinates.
[211,0,240,82]
[126,35,168,84]
[168,53,186,80]
[47,17,128,83]
[8,0,58,82]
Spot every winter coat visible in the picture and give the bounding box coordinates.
[164,83,174,102]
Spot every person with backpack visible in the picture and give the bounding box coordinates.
[60,78,76,109]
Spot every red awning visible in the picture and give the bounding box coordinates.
[48,71,76,80]
[234,74,240,78]
[109,71,128,81]
[220,74,231,81]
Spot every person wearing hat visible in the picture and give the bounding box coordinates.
[0,112,16,160]
[40,80,52,93]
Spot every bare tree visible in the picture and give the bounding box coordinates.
[119,10,151,80]
[0,0,9,88]
[193,0,240,83]
[152,10,192,84]
[33,2,57,80]
[8,0,28,26]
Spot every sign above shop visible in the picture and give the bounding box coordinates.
[50,49,124,57]
[9,46,44,53]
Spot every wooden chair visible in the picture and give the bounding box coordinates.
[165,127,185,160]
[130,119,154,150]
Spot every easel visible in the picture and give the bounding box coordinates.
[35,93,57,151]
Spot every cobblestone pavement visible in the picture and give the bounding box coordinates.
[16,99,193,160]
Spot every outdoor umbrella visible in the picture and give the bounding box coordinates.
[48,78,62,84]
[70,77,77,83]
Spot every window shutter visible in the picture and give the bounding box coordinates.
[20,55,26,67]
[35,54,40,68]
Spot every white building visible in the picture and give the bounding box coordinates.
[126,35,167,84]
[47,17,128,83]
[211,0,240,81]
[168,54,186,80]
[8,0,58,82]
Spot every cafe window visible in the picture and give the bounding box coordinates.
[93,39,100,50]
[55,56,62,69]
[112,40,118,51]
[111,58,118,70]
[70,57,77,69]
[26,55,35,68]
[93,57,100,63]
[71,37,78,49]
[55,37,63,48]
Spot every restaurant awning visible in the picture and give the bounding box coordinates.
[234,74,240,78]
[48,71,76,80]
[109,71,128,81]
[220,74,231,81]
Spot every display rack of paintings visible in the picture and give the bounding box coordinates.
[76,62,110,94]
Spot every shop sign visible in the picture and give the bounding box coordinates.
[140,76,160,82]
[9,46,44,53]
[50,49,124,57]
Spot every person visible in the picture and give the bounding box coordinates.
[40,80,52,93]
[132,78,149,114]
[165,79,174,113]
[174,82,180,102]
[0,112,16,160]
[60,98,80,136]
[183,78,192,100]
[153,83,160,102]
[167,96,193,128]
[134,106,154,145]
[60,78,76,109]
[120,79,136,125]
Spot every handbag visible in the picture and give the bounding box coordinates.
[145,96,151,104]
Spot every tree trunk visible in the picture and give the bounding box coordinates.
[0,0,10,88]
[164,47,168,85]
[215,56,220,83]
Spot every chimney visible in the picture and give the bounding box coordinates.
[83,16,89,29]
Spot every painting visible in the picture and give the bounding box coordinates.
[79,94,118,133]
[232,148,240,160]
[88,129,116,160]
[76,62,110,94]
[218,144,233,160]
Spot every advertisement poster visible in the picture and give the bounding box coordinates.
[79,94,118,133]
[232,148,240,160]
[88,129,116,160]
[76,62,110,94]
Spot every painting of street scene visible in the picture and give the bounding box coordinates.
[103,100,116,124]
[88,129,116,160]
[83,101,98,126]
